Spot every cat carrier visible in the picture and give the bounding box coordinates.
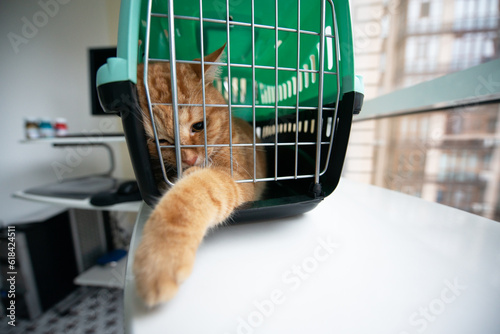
[97,0,363,222]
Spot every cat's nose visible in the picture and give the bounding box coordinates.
[182,155,198,166]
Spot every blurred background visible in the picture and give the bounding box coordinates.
[344,0,500,221]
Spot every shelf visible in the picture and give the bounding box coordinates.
[20,135,127,176]
[20,134,125,145]
[74,256,127,289]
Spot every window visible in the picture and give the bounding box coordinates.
[451,32,497,71]
[344,103,500,220]
[347,0,500,220]
[420,1,430,18]
[351,0,499,98]
[454,0,499,31]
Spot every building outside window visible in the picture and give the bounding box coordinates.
[345,0,500,221]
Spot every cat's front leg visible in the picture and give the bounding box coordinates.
[133,167,245,307]
[133,205,203,307]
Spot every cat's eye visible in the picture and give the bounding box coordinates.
[192,122,204,132]
[158,139,171,145]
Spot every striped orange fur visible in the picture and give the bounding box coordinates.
[133,45,266,306]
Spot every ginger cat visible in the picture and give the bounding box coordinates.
[133,45,266,307]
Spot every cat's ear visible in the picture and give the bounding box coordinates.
[192,44,226,82]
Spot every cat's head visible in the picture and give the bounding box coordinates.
[137,45,229,171]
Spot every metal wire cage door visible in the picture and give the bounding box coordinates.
[97,0,362,221]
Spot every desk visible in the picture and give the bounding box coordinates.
[13,190,141,212]
[124,178,500,334]
[14,135,140,289]
[15,134,140,212]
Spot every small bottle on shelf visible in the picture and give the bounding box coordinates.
[54,118,68,137]
[25,117,40,140]
[39,118,55,138]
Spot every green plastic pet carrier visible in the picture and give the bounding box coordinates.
[97,0,363,221]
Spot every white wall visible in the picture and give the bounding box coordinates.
[0,0,133,224]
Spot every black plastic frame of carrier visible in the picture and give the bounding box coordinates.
[98,78,361,223]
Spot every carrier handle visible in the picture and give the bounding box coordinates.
[96,0,141,88]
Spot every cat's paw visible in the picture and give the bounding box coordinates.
[133,245,177,307]
[132,222,195,307]
[181,166,203,177]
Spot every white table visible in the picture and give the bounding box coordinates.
[124,178,500,334]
